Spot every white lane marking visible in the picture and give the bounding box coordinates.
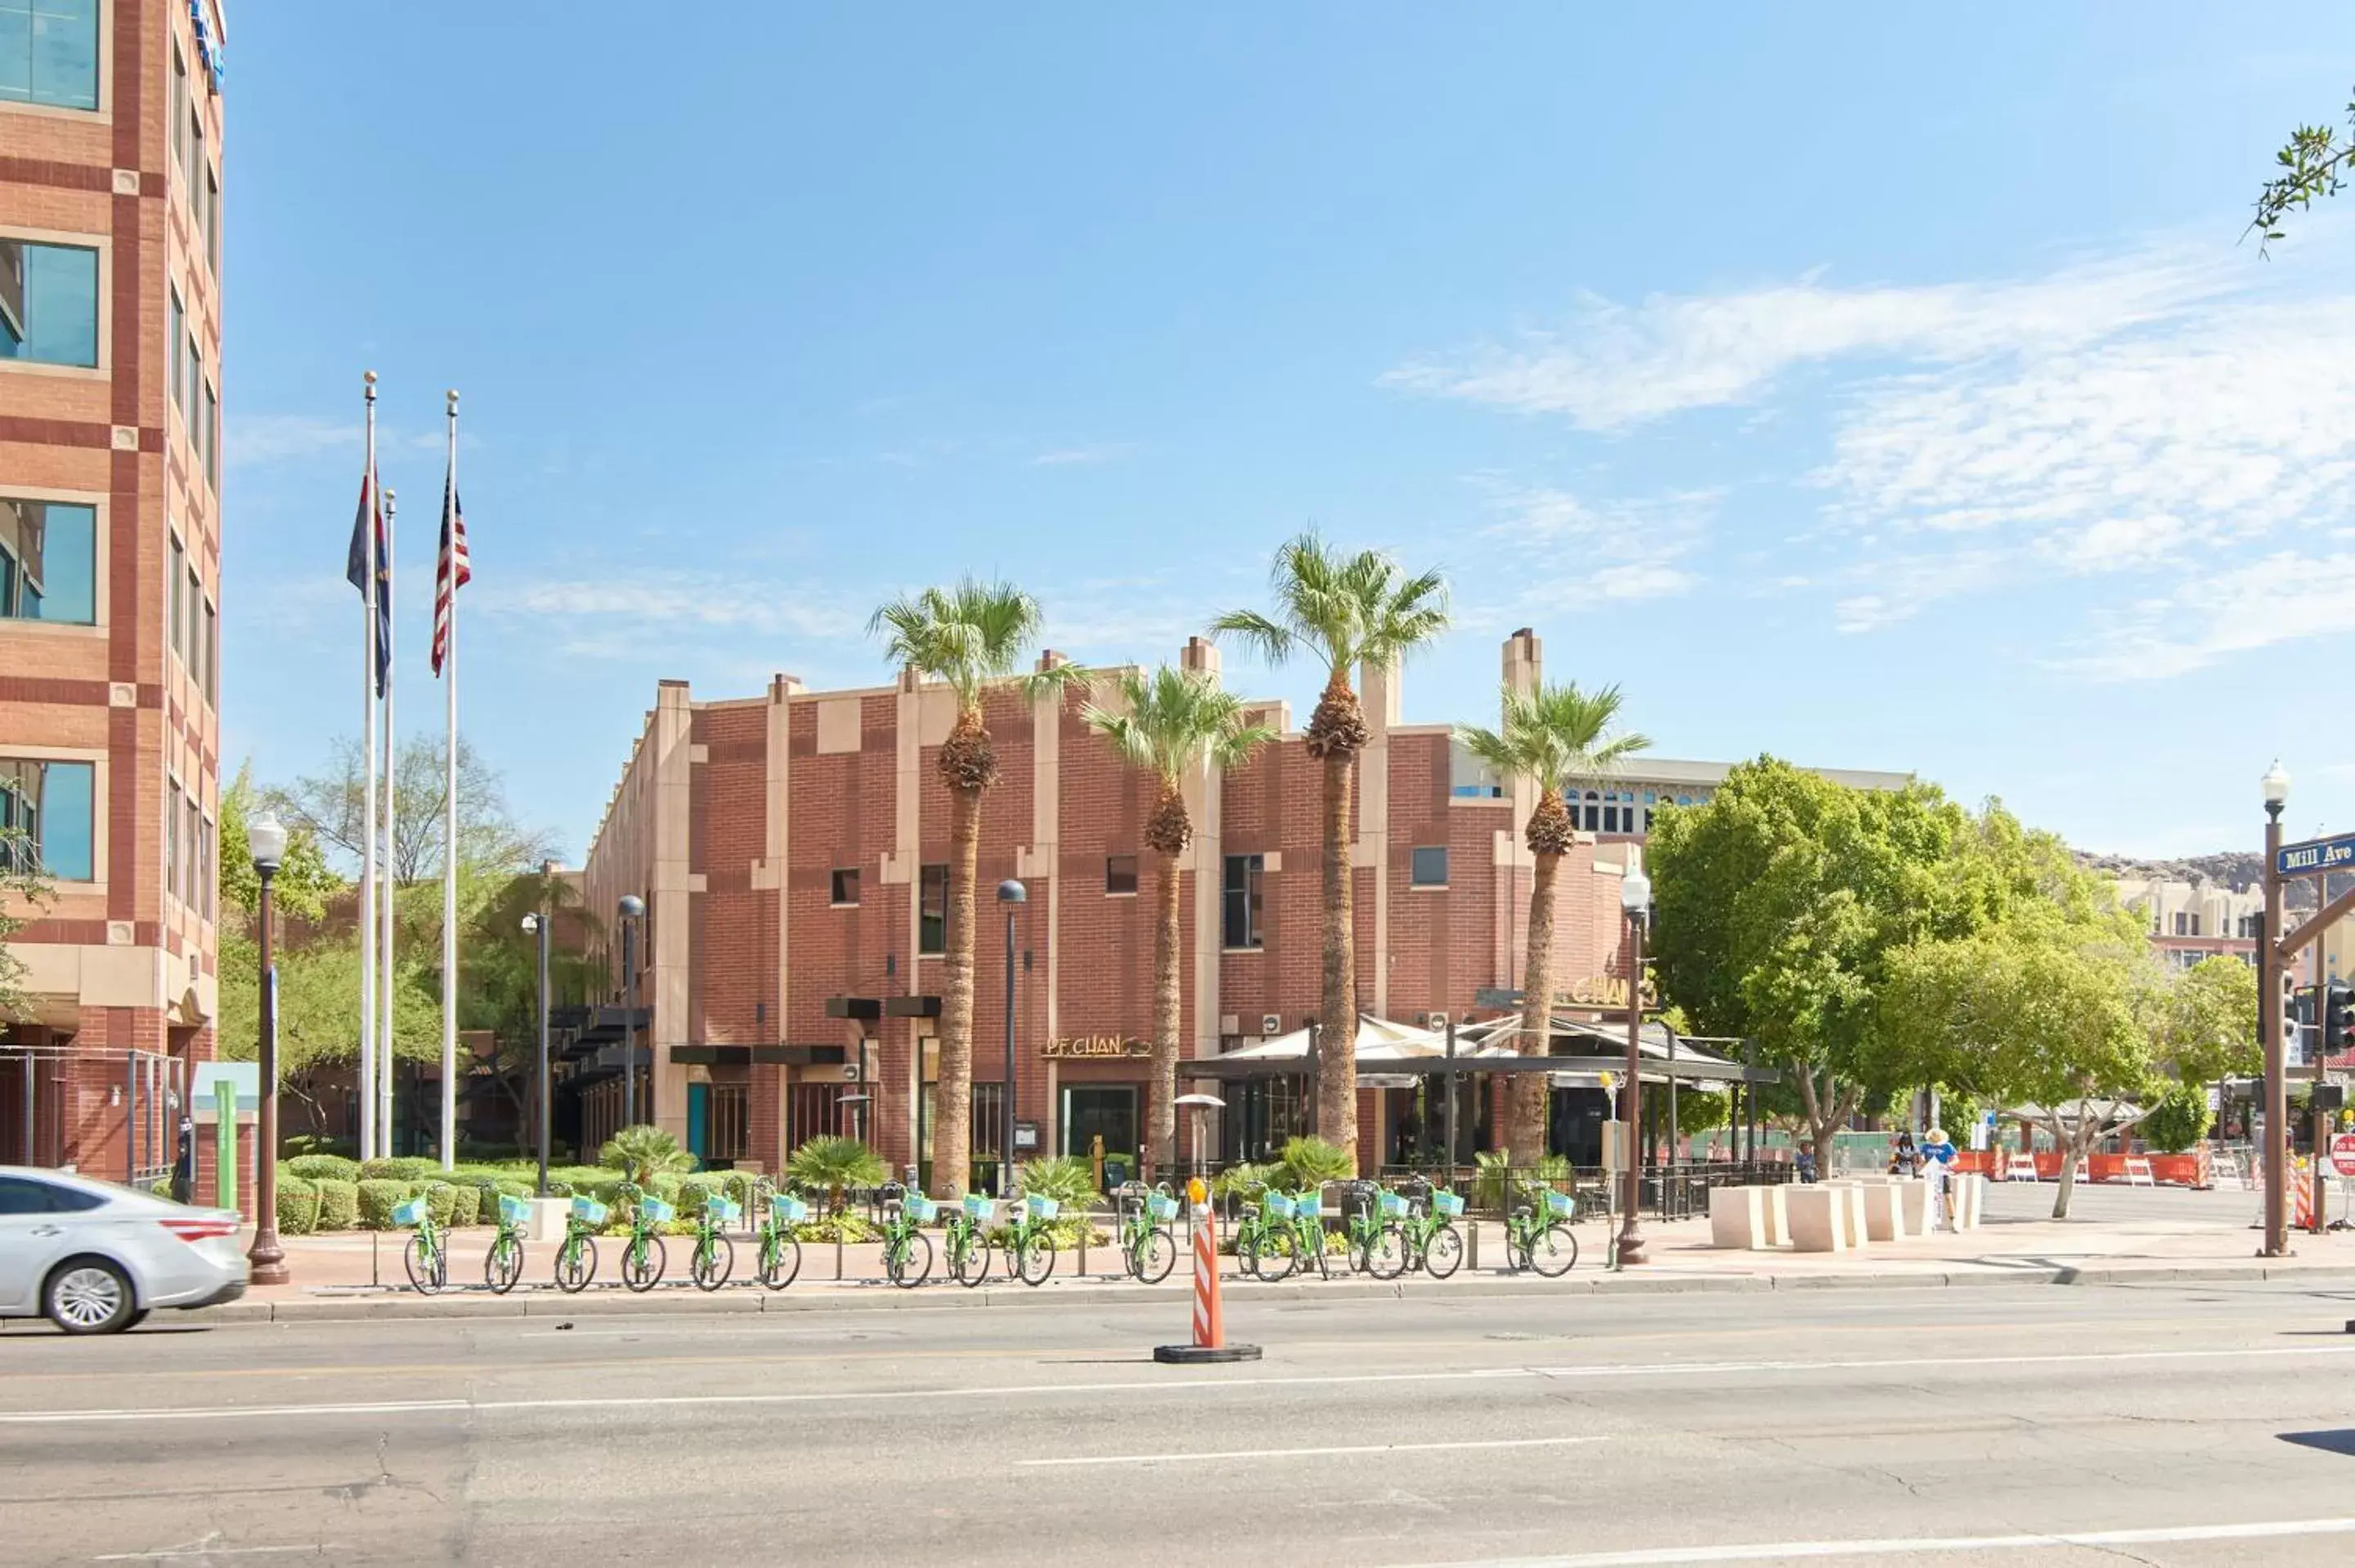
[1020,1435,1602,1467]
[7,1342,2351,1426]
[93,1547,349,1562]
[1408,1516,2355,1566]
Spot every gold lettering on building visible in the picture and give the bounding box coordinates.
[1043,1035,1150,1060]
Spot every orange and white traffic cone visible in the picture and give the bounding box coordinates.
[1155,1178,1262,1365]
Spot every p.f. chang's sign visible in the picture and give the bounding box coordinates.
[1043,1035,1150,1060]
[1559,974,1657,1010]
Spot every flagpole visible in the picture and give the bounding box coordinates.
[439,389,460,1170]
[379,485,399,1156]
[357,372,379,1163]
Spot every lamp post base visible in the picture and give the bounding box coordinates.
[1616,1225,1649,1267]
[1155,1343,1263,1364]
[247,1236,289,1288]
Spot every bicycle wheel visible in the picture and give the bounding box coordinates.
[952,1233,993,1288]
[1017,1230,1058,1287]
[554,1234,597,1293]
[1133,1228,1177,1285]
[1366,1222,1409,1281]
[691,1233,735,1292]
[620,1234,667,1292]
[484,1232,525,1295]
[1526,1220,1579,1278]
[1241,1224,1294,1283]
[404,1232,443,1295]
[758,1232,802,1291]
[1298,1224,1330,1279]
[888,1229,932,1289]
[1424,1222,1465,1280]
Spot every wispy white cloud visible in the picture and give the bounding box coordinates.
[2061,551,2355,679]
[1029,442,1138,468]
[474,575,868,641]
[1466,479,1716,612]
[227,414,352,470]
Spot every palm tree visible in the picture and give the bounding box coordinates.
[1212,535,1450,1167]
[870,579,1075,1198]
[599,1124,696,1186]
[1456,683,1648,1163]
[1083,667,1276,1178]
[784,1135,888,1215]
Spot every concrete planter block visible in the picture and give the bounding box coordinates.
[1710,1185,1770,1249]
[524,1197,572,1243]
[1762,1184,1790,1248]
[1784,1186,1849,1252]
[1859,1181,1910,1243]
[1954,1172,1985,1231]
[1895,1177,1930,1235]
[1824,1183,1870,1248]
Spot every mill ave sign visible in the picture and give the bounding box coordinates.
[2276,833,2355,877]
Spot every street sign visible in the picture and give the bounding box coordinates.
[2276,833,2355,877]
[2332,1132,2355,1179]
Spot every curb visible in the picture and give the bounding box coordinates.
[178,1259,2355,1326]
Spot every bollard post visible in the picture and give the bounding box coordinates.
[1155,1177,1260,1364]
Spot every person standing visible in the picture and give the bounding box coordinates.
[1920,1126,1958,1231]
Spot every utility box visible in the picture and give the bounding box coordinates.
[1601,1121,1631,1173]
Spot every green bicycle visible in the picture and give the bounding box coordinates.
[883,1191,935,1288]
[1374,1185,1465,1280]
[1235,1189,1298,1282]
[553,1196,605,1292]
[756,1192,807,1290]
[483,1192,532,1294]
[394,1192,446,1294]
[1342,1182,1408,1277]
[944,1194,995,1288]
[1000,1191,1061,1287]
[1285,1188,1332,1280]
[620,1194,673,1292]
[1115,1183,1178,1284]
[1505,1185,1580,1277]
[690,1194,739,1291]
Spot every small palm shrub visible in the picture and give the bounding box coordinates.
[1213,1161,1281,1199]
[785,1136,888,1213]
[1278,1136,1353,1192]
[599,1125,698,1186]
[1016,1155,1098,1212]
[1474,1150,1569,1213]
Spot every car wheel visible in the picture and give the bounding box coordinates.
[46,1259,137,1335]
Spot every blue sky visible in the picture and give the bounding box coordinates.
[222,5,2355,862]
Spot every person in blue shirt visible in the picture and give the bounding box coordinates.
[1920,1128,1958,1166]
[1919,1127,1959,1230]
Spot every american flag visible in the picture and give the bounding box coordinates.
[431,468,470,676]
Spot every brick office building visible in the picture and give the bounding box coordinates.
[569,629,1904,1185]
[1,1,227,1182]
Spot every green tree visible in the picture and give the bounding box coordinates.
[1212,534,1450,1166]
[271,732,556,882]
[2158,953,2260,1086]
[218,765,340,925]
[784,1136,888,1214]
[217,934,442,1131]
[1083,665,1276,1178]
[0,827,52,1023]
[1456,681,1648,1161]
[600,1124,697,1185]
[870,578,1077,1198]
[2250,88,2355,252]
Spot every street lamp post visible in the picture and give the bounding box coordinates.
[2261,760,2291,1258]
[522,911,551,1196]
[246,813,290,1287]
[1617,867,1652,1268]
[997,880,1026,1197]
[618,895,645,1131]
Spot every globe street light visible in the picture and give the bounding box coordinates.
[1617,867,1653,1269]
[618,895,646,1131]
[246,812,290,1287]
[2260,761,2290,1257]
[522,911,550,1196]
[997,879,1027,1198]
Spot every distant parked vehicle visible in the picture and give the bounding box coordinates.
[0,1166,246,1334]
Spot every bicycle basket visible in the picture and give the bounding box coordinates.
[390,1196,428,1227]
[1146,1193,1180,1221]
[570,1196,609,1226]
[963,1194,995,1225]
[902,1194,939,1224]
[1261,1192,1294,1221]
[1375,1190,1411,1219]
[1024,1194,1060,1221]
[1542,1188,1575,1219]
[1291,1194,1322,1224]
[1431,1190,1465,1218]
[497,1194,533,1227]
[637,1195,676,1224]
[770,1194,810,1226]
[706,1195,742,1225]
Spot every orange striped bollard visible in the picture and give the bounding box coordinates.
[1155,1177,1262,1364]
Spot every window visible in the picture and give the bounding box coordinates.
[918,862,948,955]
[184,105,203,222]
[197,809,213,916]
[167,532,186,663]
[0,1175,105,1214]
[184,563,201,679]
[1105,854,1138,895]
[183,340,202,443]
[2172,912,2188,936]
[168,287,184,410]
[1411,846,1449,887]
[170,41,186,167]
[0,0,100,111]
[1573,789,1600,832]
[200,377,218,489]
[0,238,99,367]
[830,867,859,907]
[0,497,96,624]
[202,598,217,705]
[183,793,200,907]
[1222,853,1263,950]
[0,757,94,879]
[204,170,220,276]
[165,780,181,903]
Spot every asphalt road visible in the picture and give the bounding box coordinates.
[5,1278,2355,1566]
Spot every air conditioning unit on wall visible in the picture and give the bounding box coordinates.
[1261,1014,1283,1035]
[1424,1011,1450,1028]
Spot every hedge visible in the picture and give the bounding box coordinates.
[315,1178,361,1231]
[675,1172,729,1216]
[356,1179,416,1229]
[276,1174,321,1235]
[424,1182,462,1227]
[286,1154,361,1183]
[358,1156,442,1183]
[443,1183,482,1227]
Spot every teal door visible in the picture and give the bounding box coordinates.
[686,1083,709,1161]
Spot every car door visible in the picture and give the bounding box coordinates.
[0,1176,79,1311]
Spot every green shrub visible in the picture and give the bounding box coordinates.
[675,1172,729,1216]
[422,1182,463,1227]
[282,1134,355,1160]
[276,1174,321,1235]
[719,1169,762,1207]
[315,1178,360,1231]
[2142,1086,2212,1154]
[1016,1155,1099,1212]
[599,1124,698,1185]
[356,1179,416,1229]
[443,1183,482,1227]
[286,1154,361,1183]
[358,1156,440,1183]
[494,1176,536,1200]
[784,1136,888,1212]
[1213,1161,1281,1199]
[1474,1150,1568,1213]
[1277,1136,1355,1190]
[787,1212,878,1244]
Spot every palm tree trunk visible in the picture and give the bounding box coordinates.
[1507,849,1560,1163]
[935,778,981,1198]
[1149,844,1182,1180]
[1319,746,1357,1165]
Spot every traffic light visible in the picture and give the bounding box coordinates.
[2326,981,2355,1060]
[2290,983,2318,1067]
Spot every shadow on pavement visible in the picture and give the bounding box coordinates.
[2279,1430,2355,1458]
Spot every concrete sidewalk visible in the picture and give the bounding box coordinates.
[159,1180,2355,1324]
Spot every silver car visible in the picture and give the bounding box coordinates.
[0,1167,247,1334]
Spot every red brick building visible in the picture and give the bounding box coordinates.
[567,630,1902,1185]
[2,2,227,1182]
